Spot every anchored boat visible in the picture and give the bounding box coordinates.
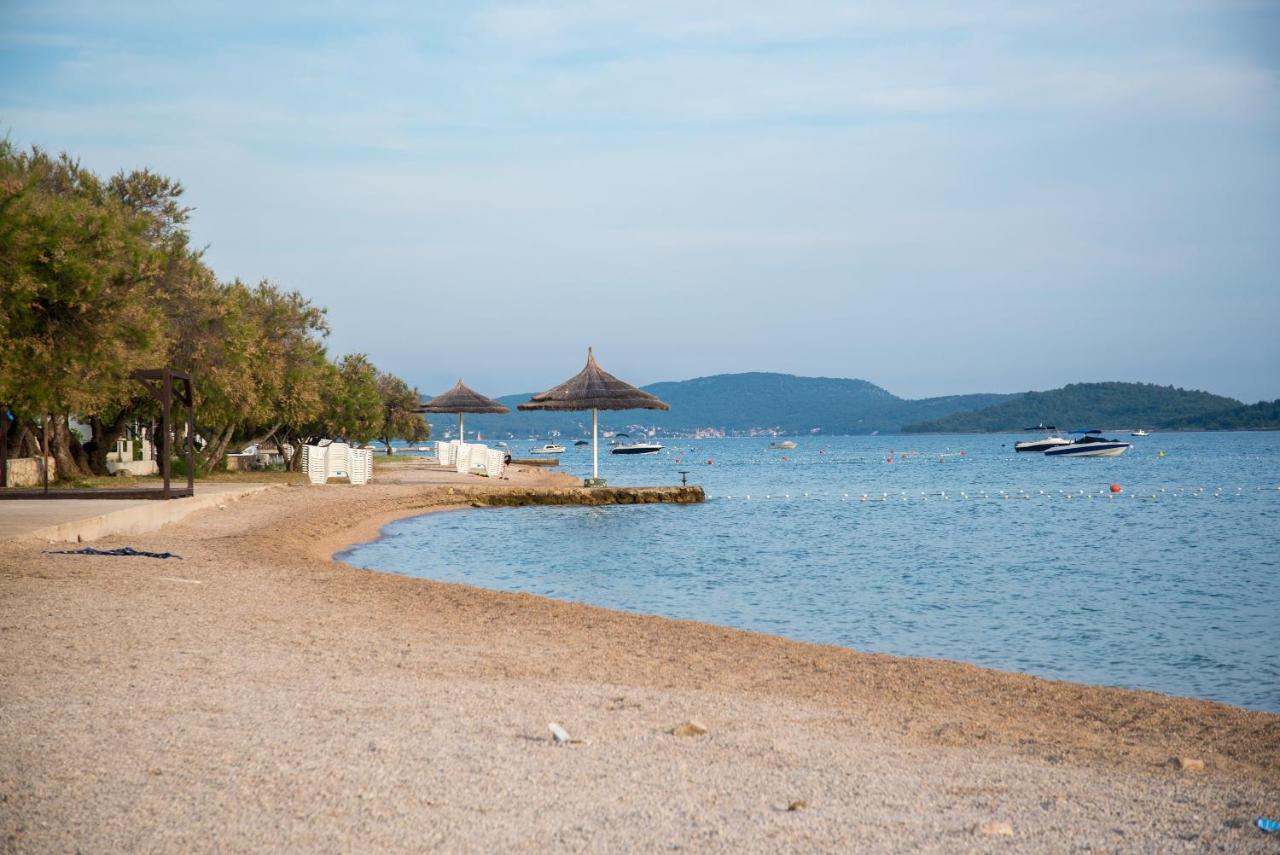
[1014,425,1072,453]
[529,443,566,455]
[610,442,664,455]
[1044,430,1132,458]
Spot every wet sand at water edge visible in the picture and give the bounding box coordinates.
[2,462,1277,852]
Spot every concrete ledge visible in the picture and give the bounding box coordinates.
[473,485,705,507]
[2,484,276,544]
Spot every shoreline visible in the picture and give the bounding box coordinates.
[335,500,1271,718]
[3,463,1277,850]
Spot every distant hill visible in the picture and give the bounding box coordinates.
[901,382,1242,433]
[430,372,1017,439]
[1163,399,1280,431]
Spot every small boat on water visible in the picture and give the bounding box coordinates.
[1131,429,1150,437]
[770,440,797,450]
[610,442,663,455]
[1044,430,1132,458]
[529,443,565,455]
[573,440,590,446]
[1014,425,1071,452]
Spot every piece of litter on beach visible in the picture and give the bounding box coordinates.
[671,721,708,737]
[786,800,807,812]
[1258,817,1280,833]
[45,546,182,560]
[975,821,1013,836]
[156,577,204,585]
[548,722,571,745]
[1171,756,1204,772]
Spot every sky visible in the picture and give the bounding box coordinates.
[3,1,1279,402]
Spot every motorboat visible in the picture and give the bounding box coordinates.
[769,440,797,450]
[610,442,663,455]
[1044,430,1132,457]
[573,440,590,446]
[1131,429,1150,437]
[529,443,565,455]
[1014,425,1071,452]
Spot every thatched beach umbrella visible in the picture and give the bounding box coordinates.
[519,348,669,485]
[415,379,510,441]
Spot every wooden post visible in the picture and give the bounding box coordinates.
[160,369,172,500]
[592,407,599,482]
[41,415,49,494]
[185,378,194,495]
[0,404,7,489]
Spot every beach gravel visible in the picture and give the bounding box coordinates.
[1,464,1277,852]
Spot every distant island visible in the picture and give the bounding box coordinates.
[901,382,1258,434]
[433,375,1279,439]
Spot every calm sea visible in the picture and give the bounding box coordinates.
[343,433,1280,712]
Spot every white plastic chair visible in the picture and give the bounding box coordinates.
[326,443,351,481]
[302,445,328,485]
[454,443,472,474]
[485,448,506,480]
[347,447,372,485]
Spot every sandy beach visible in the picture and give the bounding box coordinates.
[2,462,1277,852]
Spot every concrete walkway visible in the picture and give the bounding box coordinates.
[0,483,275,543]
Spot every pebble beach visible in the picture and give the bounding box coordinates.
[2,463,1277,852]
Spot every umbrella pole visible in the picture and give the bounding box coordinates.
[459,412,464,441]
[592,408,599,483]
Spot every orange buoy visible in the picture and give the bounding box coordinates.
[1110,484,1122,493]
[707,459,713,465]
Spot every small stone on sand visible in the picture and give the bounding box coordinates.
[671,721,707,737]
[548,722,571,745]
[787,800,807,812]
[975,820,1013,836]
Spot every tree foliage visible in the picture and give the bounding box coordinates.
[0,141,424,477]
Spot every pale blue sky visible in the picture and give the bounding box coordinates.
[3,1,1278,401]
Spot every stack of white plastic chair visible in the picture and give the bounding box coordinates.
[485,448,506,480]
[435,441,452,466]
[302,445,328,485]
[454,443,473,474]
[325,442,351,481]
[347,447,373,485]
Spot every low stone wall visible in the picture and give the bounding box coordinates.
[473,485,705,507]
[3,457,56,488]
[105,460,159,477]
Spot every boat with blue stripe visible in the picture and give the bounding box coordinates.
[1043,429,1133,457]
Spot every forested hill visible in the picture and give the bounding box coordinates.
[901,382,1242,433]
[1164,399,1280,431]
[437,373,1016,438]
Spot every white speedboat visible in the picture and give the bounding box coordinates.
[610,442,663,455]
[1014,425,1071,452]
[769,440,797,450]
[529,443,565,455]
[1131,429,1150,437]
[1044,431,1132,457]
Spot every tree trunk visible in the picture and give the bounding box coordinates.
[87,407,138,476]
[382,436,394,455]
[48,413,90,479]
[198,424,236,475]
[15,423,40,458]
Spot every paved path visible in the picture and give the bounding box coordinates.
[0,483,275,543]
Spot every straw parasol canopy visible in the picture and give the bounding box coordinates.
[415,379,509,440]
[519,348,669,484]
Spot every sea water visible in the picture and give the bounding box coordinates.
[342,433,1280,712]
